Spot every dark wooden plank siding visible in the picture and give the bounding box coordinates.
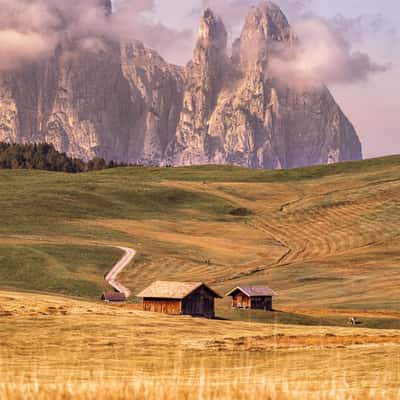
[250,296,272,311]
[182,286,216,318]
[143,298,182,315]
[230,290,273,311]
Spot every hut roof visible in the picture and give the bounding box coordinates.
[136,281,222,299]
[102,292,126,302]
[226,286,276,297]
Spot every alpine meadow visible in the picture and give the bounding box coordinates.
[1,155,400,399]
[0,0,399,399]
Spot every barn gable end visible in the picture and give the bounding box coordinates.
[226,286,276,311]
[181,285,218,319]
[137,281,221,319]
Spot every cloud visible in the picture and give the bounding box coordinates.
[109,1,192,64]
[0,0,108,70]
[0,30,55,70]
[268,15,390,87]
[323,12,398,47]
[0,0,393,77]
[0,0,191,70]
[192,1,388,86]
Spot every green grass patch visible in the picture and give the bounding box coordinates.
[0,170,232,238]
[0,244,122,298]
[94,155,400,183]
[218,308,400,329]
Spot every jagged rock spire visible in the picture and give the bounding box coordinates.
[191,8,228,98]
[171,1,361,168]
[238,1,293,69]
[197,9,227,52]
[172,9,228,165]
[99,0,112,16]
[193,8,227,69]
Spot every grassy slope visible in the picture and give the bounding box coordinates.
[0,244,122,298]
[0,169,233,297]
[0,156,399,319]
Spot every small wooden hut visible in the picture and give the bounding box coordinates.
[101,291,126,303]
[226,286,276,311]
[136,281,221,319]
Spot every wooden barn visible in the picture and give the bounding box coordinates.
[136,281,221,319]
[101,291,126,303]
[226,286,276,311]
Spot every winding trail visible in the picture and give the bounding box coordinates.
[104,246,136,298]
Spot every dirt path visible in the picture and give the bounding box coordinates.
[0,236,136,299]
[104,246,136,298]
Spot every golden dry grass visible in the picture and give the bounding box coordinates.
[2,377,399,400]
[1,291,400,400]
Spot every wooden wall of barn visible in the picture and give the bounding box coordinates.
[232,292,251,309]
[181,286,215,319]
[250,296,272,311]
[231,292,273,311]
[143,298,182,314]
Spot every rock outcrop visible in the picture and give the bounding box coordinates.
[0,1,362,168]
[169,2,362,168]
[0,41,184,164]
[171,9,228,165]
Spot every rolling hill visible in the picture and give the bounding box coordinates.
[0,155,399,316]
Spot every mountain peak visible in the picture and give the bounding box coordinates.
[254,1,291,35]
[257,1,286,13]
[203,8,215,19]
[238,1,292,68]
[99,0,112,16]
[197,8,227,51]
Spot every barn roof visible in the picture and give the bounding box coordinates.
[225,286,276,297]
[136,281,222,299]
[102,292,126,301]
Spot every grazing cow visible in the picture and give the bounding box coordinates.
[349,317,360,325]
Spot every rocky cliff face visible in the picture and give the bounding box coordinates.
[171,10,229,165]
[169,2,362,168]
[0,1,362,168]
[0,41,184,164]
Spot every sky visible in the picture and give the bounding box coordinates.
[152,0,399,159]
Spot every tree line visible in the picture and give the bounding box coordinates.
[0,142,129,173]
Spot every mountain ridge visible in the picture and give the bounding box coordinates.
[0,1,362,168]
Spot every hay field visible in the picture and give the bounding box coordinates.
[1,291,400,399]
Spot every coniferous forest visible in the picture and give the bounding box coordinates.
[0,143,128,173]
